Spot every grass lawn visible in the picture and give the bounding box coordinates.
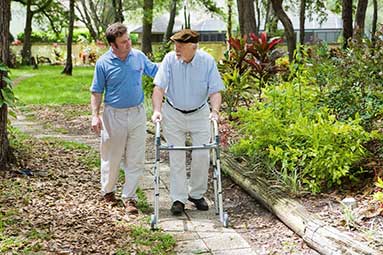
[11,65,154,118]
[11,65,94,105]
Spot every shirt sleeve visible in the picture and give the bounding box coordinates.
[207,59,225,95]
[143,54,159,78]
[153,53,170,90]
[90,61,105,93]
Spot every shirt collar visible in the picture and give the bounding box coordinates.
[107,48,135,60]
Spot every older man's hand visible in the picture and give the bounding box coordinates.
[151,111,162,123]
[209,110,219,121]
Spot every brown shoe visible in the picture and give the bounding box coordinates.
[125,199,139,215]
[103,192,117,203]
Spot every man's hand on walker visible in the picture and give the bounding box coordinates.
[209,109,219,121]
[151,111,162,123]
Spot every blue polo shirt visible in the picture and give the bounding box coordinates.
[91,48,158,108]
[153,49,224,111]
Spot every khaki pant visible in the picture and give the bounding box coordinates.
[162,102,210,203]
[100,104,146,200]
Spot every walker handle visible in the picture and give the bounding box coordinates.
[210,118,219,138]
[155,121,161,145]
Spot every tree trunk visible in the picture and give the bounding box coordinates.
[164,0,177,42]
[236,0,257,36]
[76,0,98,42]
[255,0,261,35]
[117,0,124,23]
[354,0,368,38]
[271,0,296,62]
[0,0,11,170]
[299,0,306,45]
[88,0,105,35]
[371,0,378,46]
[21,0,33,65]
[112,0,117,22]
[221,152,380,255]
[62,0,74,75]
[112,0,124,23]
[264,0,270,31]
[20,0,53,65]
[227,0,233,42]
[342,0,353,48]
[142,0,153,55]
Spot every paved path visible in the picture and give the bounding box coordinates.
[142,161,255,254]
[12,113,256,255]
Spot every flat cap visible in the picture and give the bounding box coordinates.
[170,29,199,43]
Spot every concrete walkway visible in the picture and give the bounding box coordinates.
[13,114,256,255]
[141,161,256,255]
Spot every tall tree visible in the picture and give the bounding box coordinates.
[271,0,296,61]
[264,0,271,31]
[36,1,68,41]
[62,0,74,75]
[112,0,124,22]
[164,0,178,42]
[76,0,117,42]
[142,0,153,55]
[371,0,378,45]
[354,0,368,37]
[299,0,306,44]
[342,0,353,48]
[237,0,257,36]
[264,0,278,34]
[14,0,53,65]
[0,0,12,169]
[255,0,261,33]
[76,0,99,41]
[227,0,233,40]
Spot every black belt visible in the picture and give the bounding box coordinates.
[166,99,206,114]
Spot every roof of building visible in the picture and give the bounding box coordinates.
[132,9,342,35]
[279,10,343,30]
[131,13,227,34]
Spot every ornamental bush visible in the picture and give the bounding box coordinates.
[231,76,378,193]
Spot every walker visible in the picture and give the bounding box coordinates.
[150,119,229,230]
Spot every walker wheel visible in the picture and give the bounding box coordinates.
[223,212,229,228]
[150,214,157,230]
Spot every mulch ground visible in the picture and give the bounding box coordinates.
[2,124,173,254]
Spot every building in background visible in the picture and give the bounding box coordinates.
[132,9,343,44]
[131,13,226,43]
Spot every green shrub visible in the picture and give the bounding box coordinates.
[73,29,92,43]
[231,79,376,193]
[130,33,138,44]
[16,29,92,43]
[310,40,383,130]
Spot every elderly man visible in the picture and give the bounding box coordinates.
[91,22,158,214]
[151,29,224,215]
